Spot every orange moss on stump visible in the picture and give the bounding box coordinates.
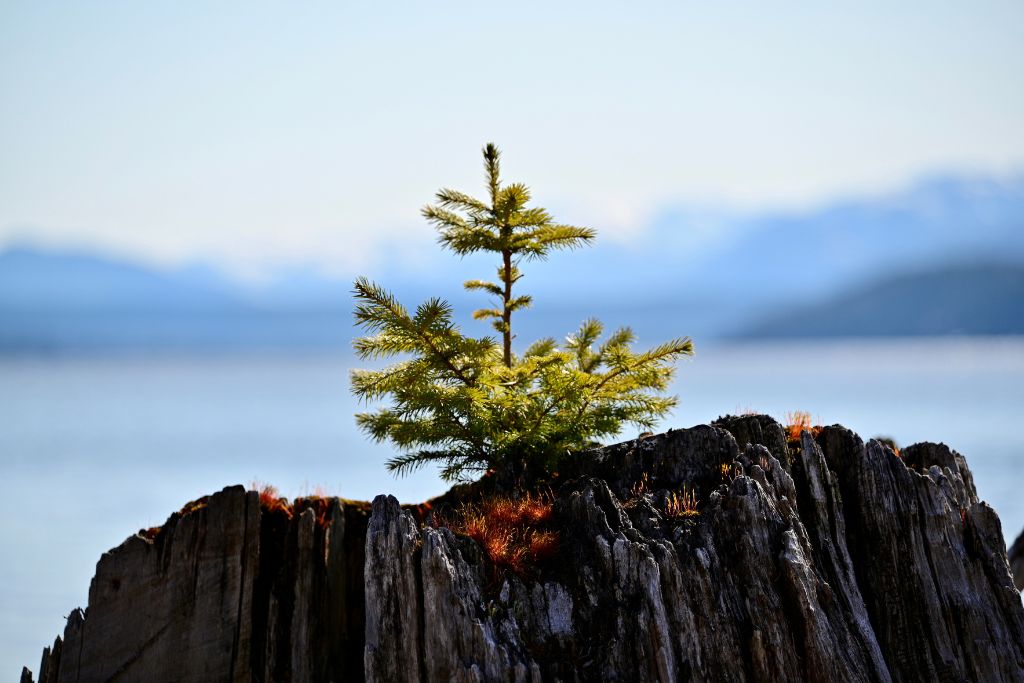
[249,482,347,528]
[438,493,559,578]
[785,411,823,445]
[294,496,334,527]
[255,484,293,517]
[136,494,210,542]
[664,487,700,519]
[178,496,210,516]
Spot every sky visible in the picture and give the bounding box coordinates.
[2,1,1023,278]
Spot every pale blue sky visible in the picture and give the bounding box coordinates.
[2,1,1022,275]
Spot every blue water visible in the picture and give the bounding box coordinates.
[2,337,1023,677]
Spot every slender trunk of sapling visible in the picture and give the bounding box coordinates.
[502,249,512,367]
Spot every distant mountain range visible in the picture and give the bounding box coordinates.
[0,247,353,352]
[0,247,242,312]
[1,172,1023,351]
[737,263,1024,338]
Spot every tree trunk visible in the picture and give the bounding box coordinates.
[502,249,512,367]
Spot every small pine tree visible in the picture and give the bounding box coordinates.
[351,144,693,483]
[423,143,596,368]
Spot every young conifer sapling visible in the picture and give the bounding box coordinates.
[351,144,693,484]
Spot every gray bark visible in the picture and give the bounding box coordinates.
[1010,528,1024,591]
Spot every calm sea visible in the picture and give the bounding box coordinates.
[2,337,1023,677]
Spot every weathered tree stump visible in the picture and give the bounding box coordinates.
[21,417,1024,682]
